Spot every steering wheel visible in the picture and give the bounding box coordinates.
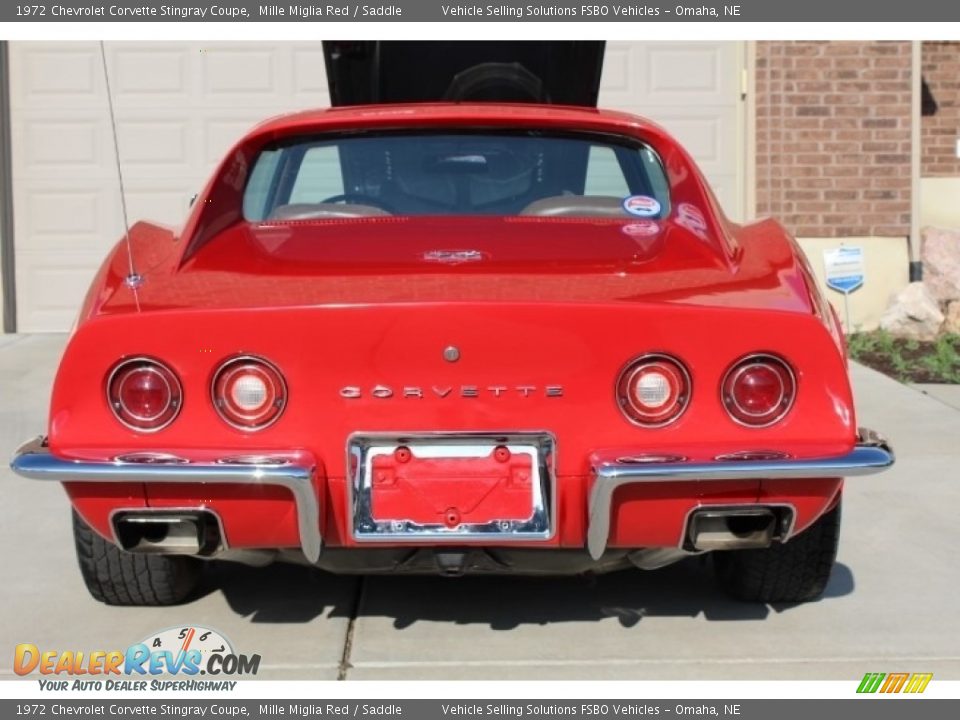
[320,193,398,215]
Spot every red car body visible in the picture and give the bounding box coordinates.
[12,103,893,604]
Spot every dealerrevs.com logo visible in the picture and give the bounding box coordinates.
[14,626,259,691]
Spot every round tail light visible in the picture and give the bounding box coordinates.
[721,354,796,427]
[616,354,691,427]
[107,358,182,432]
[212,356,287,430]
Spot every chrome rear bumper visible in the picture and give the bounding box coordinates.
[10,428,893,565]
[586,427,894,558]
[9,437,321,563]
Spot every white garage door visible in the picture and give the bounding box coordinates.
[599,41,746,221]
[9,41,745,333]
[9,41,331,332]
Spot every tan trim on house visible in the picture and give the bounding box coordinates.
[911,40,922,267]
[745,41,758,222]
[921,177,960,229]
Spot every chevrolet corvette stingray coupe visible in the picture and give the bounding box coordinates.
[10,101,893,605]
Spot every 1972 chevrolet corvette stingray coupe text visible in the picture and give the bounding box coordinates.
[11,102,894,605]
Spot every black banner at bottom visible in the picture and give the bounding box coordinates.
[0,700,954,720]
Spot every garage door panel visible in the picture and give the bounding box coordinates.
[16,253,103,333]
[12,111,117,184]
[117,120,190,166]
[648,49,719,94]
[643,43,738,103]
[111,108,206,178]
[21,120,101,169]
[24,189,101,240]
[110,47,189,100]
[204,49,276,96]
[15,45,100,104]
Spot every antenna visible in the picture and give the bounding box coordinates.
[99,41,142,296]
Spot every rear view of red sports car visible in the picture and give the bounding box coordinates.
[10,97,893,606]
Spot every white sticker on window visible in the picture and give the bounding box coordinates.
[621,221,661,237]
[622,195,662,217]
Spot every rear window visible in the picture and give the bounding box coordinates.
[242,131,671,222]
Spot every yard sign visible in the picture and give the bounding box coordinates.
[823,246,865,294]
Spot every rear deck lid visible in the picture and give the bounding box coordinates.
[322,41,605,107]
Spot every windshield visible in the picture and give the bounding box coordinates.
[242,131,671,221]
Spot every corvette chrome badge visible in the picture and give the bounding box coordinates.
[422,249,485,264]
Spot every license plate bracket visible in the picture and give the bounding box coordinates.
[349,434,554,542]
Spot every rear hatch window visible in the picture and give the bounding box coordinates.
[243,131,670,222]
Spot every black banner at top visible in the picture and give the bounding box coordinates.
[4,0,960,22]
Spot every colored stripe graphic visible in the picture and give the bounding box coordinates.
[880,673,910,693]
[904,673,933,694]
[857,673,885,693]
[857,672,932,694]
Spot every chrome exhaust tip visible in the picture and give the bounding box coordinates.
[112,511,221,556]
[686,507,788,552]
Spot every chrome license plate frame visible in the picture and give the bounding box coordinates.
[348,433,555,543]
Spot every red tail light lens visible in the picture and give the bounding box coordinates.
[721,354,796,427]
[617,354,691,427]
[212,356,287,430]
[107,358,182,431]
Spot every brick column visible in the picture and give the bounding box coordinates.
[921,41,960,177]
[755,41,913,239]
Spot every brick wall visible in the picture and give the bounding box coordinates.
[756,42,913,238]
[922,41,960,177]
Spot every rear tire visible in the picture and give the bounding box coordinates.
[713,502,841,603]
[72,510,201,606]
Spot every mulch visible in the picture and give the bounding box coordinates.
[849,335,960,384]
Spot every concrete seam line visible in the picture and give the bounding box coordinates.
[337,577,365,681]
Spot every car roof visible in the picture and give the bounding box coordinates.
[177,101,705,263]
[249,102,661,138]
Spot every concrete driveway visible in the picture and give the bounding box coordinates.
[1,334,958,681]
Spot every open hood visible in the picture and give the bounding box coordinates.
[322,41,605,107]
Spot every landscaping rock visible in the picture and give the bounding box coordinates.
[879,281,944,341]
[922,226,960,305]
[945,300,960,336]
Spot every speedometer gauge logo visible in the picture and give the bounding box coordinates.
[142,626,234,670]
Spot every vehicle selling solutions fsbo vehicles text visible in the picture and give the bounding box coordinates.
[438,5,741,18]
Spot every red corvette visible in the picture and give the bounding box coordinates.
[11,102,893,605]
